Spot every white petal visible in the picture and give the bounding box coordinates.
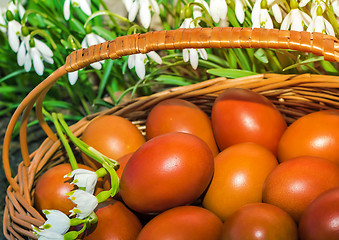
[8,21,21,52]
[63,0,71,20]
[291,11,304,31]
[280,12,291,30]
[198,48,208,60]
[7,2,16,15]
[128,54,135,69]
[149,0,160,14]
[251,0,261,26]
[189,49,199,70]
[35,39,53,58]
[81,36,88,49]
[94,34,106,44]
[179,18,193,28]
[86,33,99,46]
[324,18,335,36]
[18,3,25,19]
[128,1,139,22]
[79,0,92,16]
[182,49,189,62]
[300,10,311,26]
[43,210,70,235]
[135,54,146,79]
[90,62,102,70]
[333,0,339,17]
[68,71,78,85]
[122,0,133,12]
[31,48,44,76]
[69,190,98,219]
[17,41,26,66]
[262,9,273,29]
[24,51,32,72]
[307,19,315,33]
[271,3,282,23]
[235,0,245,24]
[43,55,54,64]
[146,51,162,64]
[210,0,220,23]
[139,1,151,28]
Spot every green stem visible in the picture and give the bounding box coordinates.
[57,113,119,168]
[30,29,58,50]
[102,162,119,197]
[52,113,78,170]
[84,10,129,30]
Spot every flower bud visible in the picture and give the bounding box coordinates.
[6,10,14,21]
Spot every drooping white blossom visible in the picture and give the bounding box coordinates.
[68,190,98,219]
[68,32,106,85]
[7,1,25,20]
[179,17,208,70]
[251,0,284,28]
[32,210,70,240]
[280,8,311,31]
[122,0,160,28]
[128,51,162,79]
[17,37,54,76]
[63,0,91,21]
[209,0,228,24]
[307,5,335,36]
[64,169,98,195]
[193,0,210,20]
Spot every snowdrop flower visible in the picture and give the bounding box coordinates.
[193,0,210,20]
[7,1,25,20]
[68,190,98,219]
[307,5,335,36]
[17,37,54,76]
[128,51,162,79]
[68,31,106,85]
[209,0,228,24]
[32,210,70,240]
[65,169,98,195]
[123,0,160,28]
[252,0,284,27]
[299,0,325,17]
[64,0,91,21]
[252,0,273,29]
[179,18,208,70]
[280,0,311,31]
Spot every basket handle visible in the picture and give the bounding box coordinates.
[3,27,339,191]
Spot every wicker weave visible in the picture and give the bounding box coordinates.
[3,27,339,239]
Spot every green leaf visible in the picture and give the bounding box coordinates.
[69,18,86,35]
[92,26,116,40]
[155,75,192,86]
[282,56,324,71]
[254,49,268,64]
[207,68,257,78]
[0,69,26,83]
[320,60,339,74]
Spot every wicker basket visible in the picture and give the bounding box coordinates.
[3,27,339,239]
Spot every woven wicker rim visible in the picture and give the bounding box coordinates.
[3,27,339,239]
